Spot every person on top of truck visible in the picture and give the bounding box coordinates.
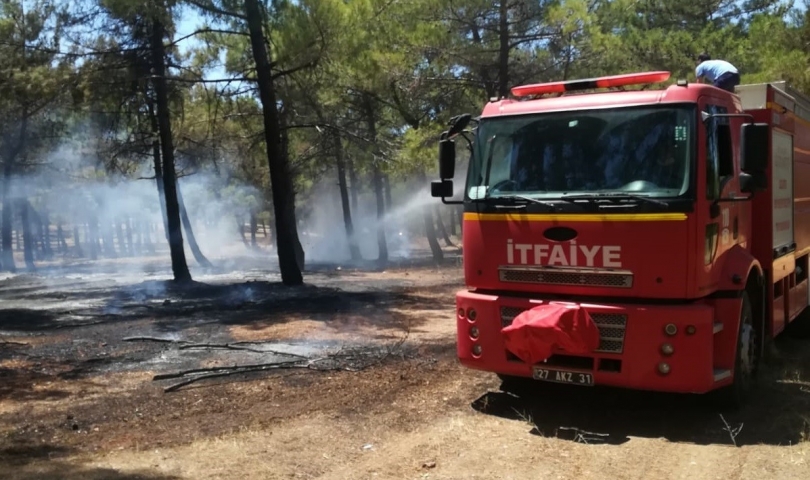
[695,53,741,93]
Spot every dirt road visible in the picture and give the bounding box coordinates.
[1,259,808,479]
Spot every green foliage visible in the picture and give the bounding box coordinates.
[4,0,810,232]
[0,0,77,167]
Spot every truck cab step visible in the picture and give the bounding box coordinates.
[713,369,732,382]
[713,322,723,334]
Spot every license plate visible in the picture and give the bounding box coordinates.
[532,367,594,386]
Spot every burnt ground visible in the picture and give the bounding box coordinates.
[1,247,809,479]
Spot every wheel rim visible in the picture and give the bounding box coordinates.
[738,301,758,386]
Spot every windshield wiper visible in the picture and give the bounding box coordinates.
[479,194,558,211]
[561,192,668,207]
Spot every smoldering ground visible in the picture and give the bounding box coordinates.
[0,136,464,393]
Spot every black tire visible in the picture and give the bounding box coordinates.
[497,374,536,397]
[714,290,759,410]
[784,309,810,339]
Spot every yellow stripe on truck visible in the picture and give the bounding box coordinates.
[464,212,688,222]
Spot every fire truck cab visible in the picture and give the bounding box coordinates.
[431,71,810,407]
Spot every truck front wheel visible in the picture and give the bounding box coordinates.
[497,374,537,397]
[715,290,759,409]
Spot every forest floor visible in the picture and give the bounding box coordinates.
[1,246,810,480]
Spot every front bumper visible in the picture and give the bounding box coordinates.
[456,290,721,394]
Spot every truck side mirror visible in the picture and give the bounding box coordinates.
[431,180,453,198]
[739,172,767,194]
[447,114,472,138]
[439,139,456,179]
[740,123,769,173]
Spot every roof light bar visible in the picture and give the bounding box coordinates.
[511,71,672,98]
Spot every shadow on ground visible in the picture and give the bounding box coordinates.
[472,337,810,447]
[1,463,180,480]
[0,444,180,479]
[0,256,461,335]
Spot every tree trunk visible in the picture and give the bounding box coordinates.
[72,225,83,257]
[361,94,388,263]
[497,0,510,98]
[267,218,276,249]
[244,0,303,284]
[448,209,456,236]
[34,216,43,260]
[434,205,455,247]
[1,109,28,270]
[333,132,361,260]
[418,172,443,262]
[56,222,66,254]
[279,107,305,269]
[146,89,168,245]
[249,212,258,248]
[236,216,249,246]
[150,16,191,283]
[150,120,170,242]
[1,160,15,272]
[347,155,359,213]
[125,217,134,255]
[142,219,155,254]
[40,209,52,258]
[115,220,128,257]
[382,173,392,214]
[88,219,98,260]
[19,200,35,271]
[457,206,463,237]
[372,167,388,262]
[86,220,98,260]
[102,218,117,258]
[177,182,213,267]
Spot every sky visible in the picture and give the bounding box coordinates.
[174,4,227,81]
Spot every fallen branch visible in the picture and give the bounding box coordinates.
[0,337,28,346]
[177,343,309,358]
[55,320,108,329]
[121,337,307,359]
[558,426,611,444]
[152,359,304,381]
[123,336,184,343]
[162,361,319,393]
[719,414,743,447]
[155,322,413,393]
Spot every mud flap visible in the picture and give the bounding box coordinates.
[501,302,601,365]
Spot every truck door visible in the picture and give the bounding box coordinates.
[701,100,742,284]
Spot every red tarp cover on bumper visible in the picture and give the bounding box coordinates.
[501,303,601,364]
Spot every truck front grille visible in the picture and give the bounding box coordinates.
[498,266,633,288]
[500,306,627,354]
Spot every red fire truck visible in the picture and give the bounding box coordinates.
[431,71,810,407]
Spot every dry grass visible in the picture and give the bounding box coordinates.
[75,391,810,480]
[0,370,153,417]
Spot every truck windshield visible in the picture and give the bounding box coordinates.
[466,105,694,201]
